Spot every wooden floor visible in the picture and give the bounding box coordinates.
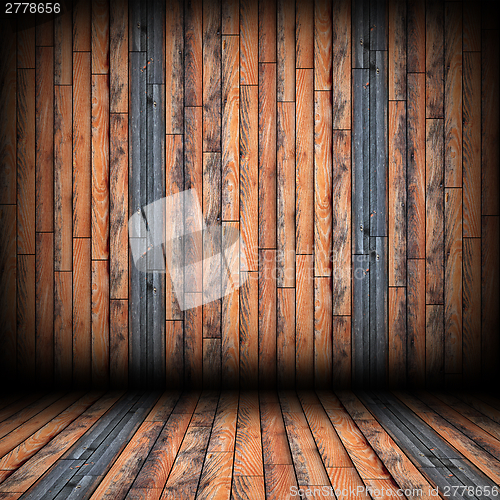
[0,390,499,499]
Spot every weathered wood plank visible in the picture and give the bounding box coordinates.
[332,317,351,388]
[240,272,258,389]
[185,0,202,105]
[110,0,128,113]
[296,0,313,69]
[388,100,406,286]
[197,451,233,499]
[259,0,276,63]
[407,0,425,73]
[92,260,109,388]
[295,68,314,255]
[92,0,109,74]
[426,0,443,118]
[296,254,314,389]
[203,338,221,389]
[277,288,295,389]
[73,0,91,51]
[463,1,481,52]
[207,391,238,453]
[240,0,258,85]
[314,90,332,276]
[327,468,370,500]
[222,0,239,34]
[426,304,444,387]
[388,287,406,388]
[54,9,72,87]
[109,300,128,388]
[277,0,295,101]
[407,73,425,259]
[35,11,53,46]
[264,464,297,500]
[388,0,406,100]
[231,476,265,499]
[315,277,332,389]
[259,62,277,248]
[425,119,444,304]
[370,0,386,51]
[314,0,332,91]
[352,254,369,388]
[147,0,165,85]
[184,301,202,389]
[17,20,35,69]
[54,272,72,387]
[165,321,183,388]
[129,0,146,51]
[260,398,292,465]
[352,0,369,69]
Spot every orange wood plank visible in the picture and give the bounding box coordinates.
[16,68,35,255]
[91,74,110,260]
[110,299,128,388]
[165,321,184,388]
[277,0,295,101]
[54,8,72,85]
[264,464,297,500]
[73,0,91,51]
[184,300,203,388]
[54,85,72,271]
[259,250,276,388]
[260,399,292,465]
[110,0,128,113]
[259,62,277,248]
[203,338,221,389]
[73,238,91,387]
[277,101,295,287]
[185,0,202,105]
[425,119,444,304]
[444,188,462,378]
[196,451,233,499]
[92,0,110,74]
[240,271,258,389]
[54,272,72,386]
[277,288,295,389]
[332,316,351,388]
[444,2,462,187]
[314,0,332,91]
[315,277,332,389]
[222,36,240,220]
[407,73,425,259]
[314,91,332,276]
[35,233,53,386]
[240,0,258,85]
[425,0,443,118]
[17,22,35,69]
[222,0,239,34]
[73,52,91,238]
[296,254,314,388]
[425,304,444,387]
[388,101,406,287]
[208,391,238,452]
[92,260,109,388]
[388,287,406,388]
[295,0,313,68]
[327,468,370,500]
[259,0,276,63]
[0,394,45,426]
[240,85,258,271]
[232,476,265,499]
[295,68,314,255]
[35,46,53,232]
[332,0,351,128]
[388,0,406,100]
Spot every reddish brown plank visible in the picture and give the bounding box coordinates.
[332,316,351,388]
[463,2,480,52]
[110,0,128,113]
[296,254,314,389]
[240,0,258,85]
[277,101,295,287]
[240,271,258,389]
[426,0,443,118]
[296,0,313,69]
[184,301,202,388]
[197,451,233,499]
[73,238,91,387]
[327,468,370,500]
[277,0,295,101]
[264,464,297,500]
[259,62,277,248]
[73,0,91,51]
[16,68,35,255]
[208,391,238,452]
[73,52,92,238]
[260,398,292,466]
[54,85,72,272]
[17,22,35,69]
[54,272,72,386]
[222,0,239,34]
[92,260,109,388]
[444,2,462,187]
[444,188,462,378]
[295,68,314,255]
[35,13,53,46]
[314,91,332,276]
[407,73,425,259]
[315,277,332,389]
[35,233,53,386]
[165,321,184,388]
[110,299,128,388]
[92,0,110,74]
[388,100,406,286]
[203,338,221,389]
[232,476,265,499]
[277,288,295,389]
[388,287,406,388]
[259,0,276,63]
[314,0,332,91]
[35,46,53,232]
[222,35,240,220]
[54,8,72,85]
[388,0,406,100]
[407,0,425,72]
[426,304,444,387]
[185,0,202,106]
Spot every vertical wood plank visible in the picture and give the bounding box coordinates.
[277,0,295,101]
[92,0,110,74]
[110,299,128,388]
[73,238,91,387]
[223,0,239,34]
[444,2,462,187]
[463,2,481,52]
[314,90,332,276]
[222,35,239,220]
[73,0,91,51]
[110,0,128,113]
[166,320,184,388]
[258,62,277,248]
[54,85,73,272]
[203,0,222,152]
[388,100,406,286]
[259,249,276,388]
[388,287,406,388]
[240,271,258,388]
[147,0,165,84]
[54,272,72,387]
[407,259,425,388]
[407,73,425,259]
[240,86,258,271]
[54,7,72,85]
[426,304,444,387]
[352,0,369,69]
[17,20,35,69]
[444,188,462,377]
[17,68,35,255]
[463,52,481,238]
[185,303,203,388]
[203,338,221,389]
[425,118,444,304]
[259,0,276,63]
[92,260,109,388]
[296,0,313,69]
[314,0,332,91]
[314,277,332,389]
[91,74,110,260]
[426,0,443,118]
[296,254,314,388]
[277,101,295,287]
[352,254,369,388]
[331,130,351,315]
[332,316,351,388]
[463,238,481,387]
[407,0,425,73]
[240,0,258,85]
[332,0,351,129]
[110,114,128,299]
[370,0,386,50]
[185,0,203,105]
[277,288,295,389]
[36,11,53,46]
[388,0,406,100]
[295,68,314,255]
[35,46,53,232]
[35,232,53,386]
[73,52,91,238]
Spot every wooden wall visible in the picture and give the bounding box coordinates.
[0,0,498,390]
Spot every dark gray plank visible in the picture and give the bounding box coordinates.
[129,0,147,51]
[147,0,165,84]
[352,0,370,68]
[53,474,100,500]
[370,0,387,51]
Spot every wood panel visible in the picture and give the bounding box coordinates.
[314,277,332,389]
[92,260,109,388]
[277,288,295,389]
[54,272,72,386]
[388,0,406,100]
[296,255,313,389]
[277,0,295,102]
[240,0,258,85]
[388,287,406,388]
[295,0,313,69]
[426,0,443,118]
[259,0,276,63]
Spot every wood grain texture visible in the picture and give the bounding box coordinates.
[240,272,258,389]
[388,287,406,388]
[314,277,332,389]
[203,339,222,389]
[92,260,109,388]
[277,288,295,389]
[264,464,297,500]
[314,0,332,91]
[425,0,443,118]
[260,398,292,465]
[92,0,109,74]
[327,468,370,500]
[388,0,406,100]
[352,0,369,69]
[110,300,128,389]
[73,0,91,50]
[110,0,128,113]
[277,0,295,101]
[184,302,203,389]
[165,321,184,388]
[208,391,238,452]
[426,304,444,387]
[232,475,265,499]
[54,9,72,86]
[222,0,239,34]
[17,21,35,69]
[407,0,425,73]
[332,316,351,388]
[54,272,72,387]
[296,0,313,69]
[259,0,276,63]
[295,68,314,255]
[196,451,233,499]
[240,0,258,85]
[185,0,202,105]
